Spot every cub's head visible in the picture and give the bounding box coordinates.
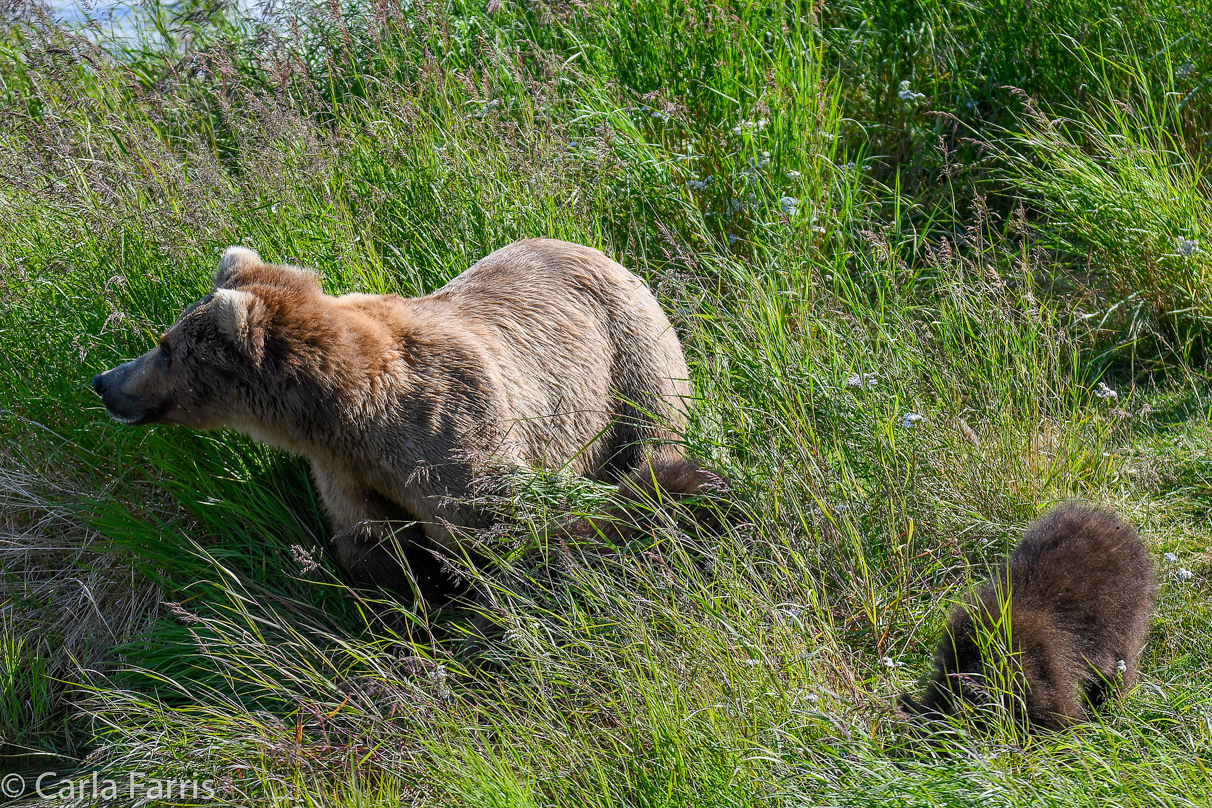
[91,247,322,429]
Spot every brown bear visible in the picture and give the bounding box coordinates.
[92,239,719,600]
[898,503,1155,731]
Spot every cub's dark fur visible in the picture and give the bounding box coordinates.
[899,504,1155,730]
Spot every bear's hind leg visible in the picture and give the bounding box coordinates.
[569,458,734,544]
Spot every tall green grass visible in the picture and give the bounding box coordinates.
[1,0,1211,802]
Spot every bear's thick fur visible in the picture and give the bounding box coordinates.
[898,503,1156,731]
[92,239,715,599]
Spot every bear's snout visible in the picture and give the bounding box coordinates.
[93,358,166,425]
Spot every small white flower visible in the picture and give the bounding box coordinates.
[881,656,903,668]
[1094,381,1118,399]
[1116,659,1127,673]
[786,170,801,180]
[1178,568,1195,581]
[846,372,878,389]
[780,196,799,215]
[898,80,926,103]
[1177,238,1199,256]
[727,233,738,246]
[898,412,925,429]
[1177,62,1196,79]
[472,98,500,118]
[1165,552,1178,563]
[687,176,712,191]
[730,118,768,136]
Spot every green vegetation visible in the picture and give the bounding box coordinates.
[2,0,1212,803]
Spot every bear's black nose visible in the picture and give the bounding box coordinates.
[91,373,106,396]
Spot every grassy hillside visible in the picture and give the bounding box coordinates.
[2,0,1212,804]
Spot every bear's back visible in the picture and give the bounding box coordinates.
[421,239,691,479]
[432,239,656,320]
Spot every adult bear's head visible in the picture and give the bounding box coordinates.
[91,247,324,429]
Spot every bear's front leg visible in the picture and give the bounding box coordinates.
[311,464,464,604]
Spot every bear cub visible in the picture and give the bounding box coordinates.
[898,503,1155,731]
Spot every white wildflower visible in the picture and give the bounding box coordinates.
[1116,659,1127,673]
[881,656,903,668]
[1094,381,1118,400]
[898,80,926,103]
[472,98,500,118]
[780,196,800,215]
[687,176,712,191]
[786,170,801,180]
[898,412,925,429]
[779,605,803,620]
[1177,62,1196,79]
[731,118,769,136]
[846,372,878,389]
[1178,568,1195,581]
[1177,238,1199,256]
[1164,552,1178,563]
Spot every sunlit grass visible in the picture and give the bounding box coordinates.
[1,0,1211,802]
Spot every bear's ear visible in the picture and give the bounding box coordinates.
[214,246,262,289]
[212,287,270,364]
